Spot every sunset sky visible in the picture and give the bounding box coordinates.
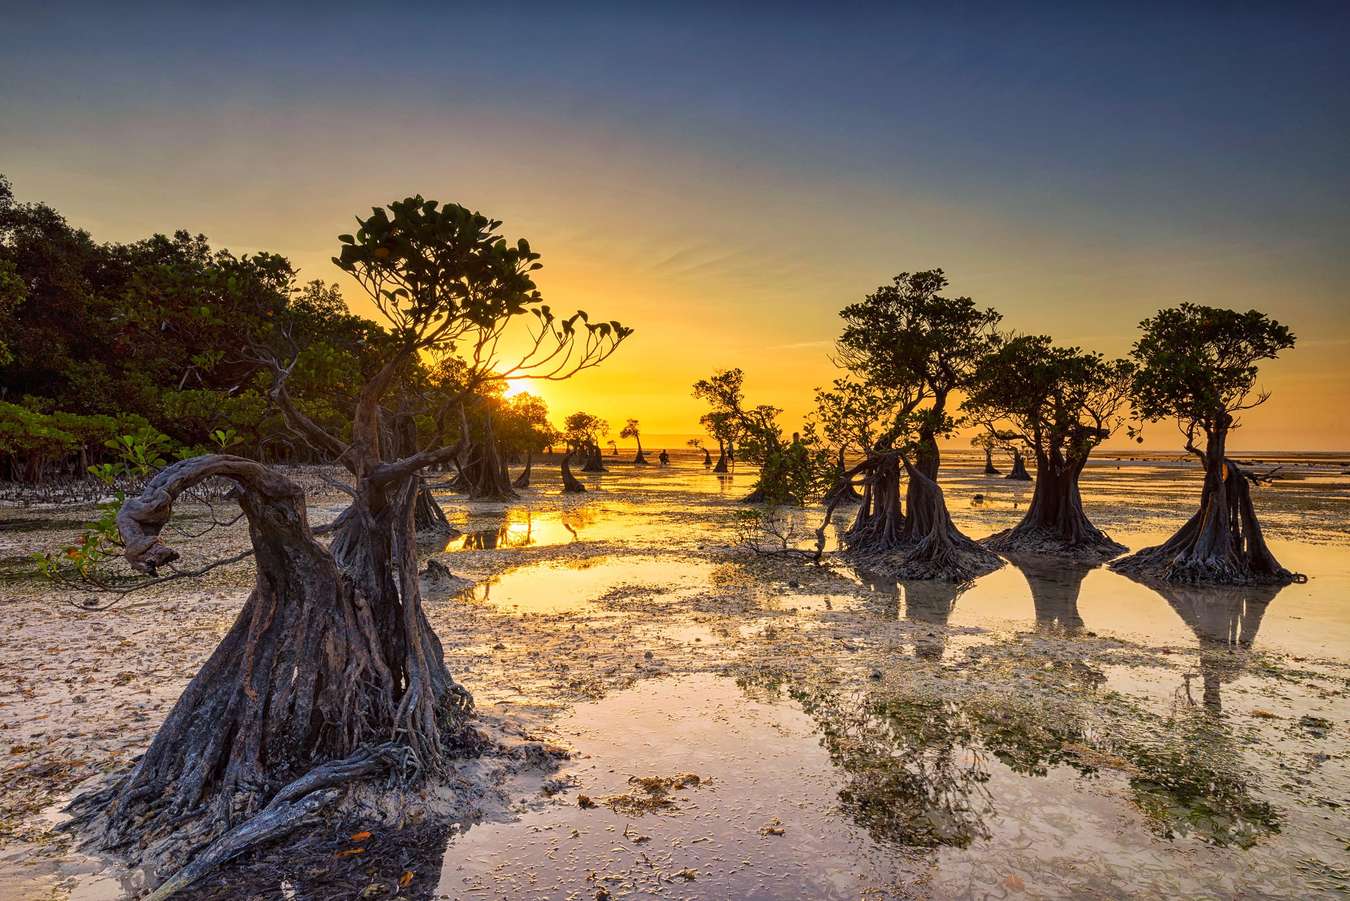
[3,4,1347,450]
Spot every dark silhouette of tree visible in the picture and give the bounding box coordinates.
[965,335,1133,558]
[699,410,737,473]
[563,411,608,474]
[560,448,587,493]
[1005,447,1032,480]
[686,437,712,466]
[62,196,630,892]
[827,270,1003,580]
[1112,305,1299,584]
[693,368,820,504]
[970,433,1000,475]
[620,418,648,465]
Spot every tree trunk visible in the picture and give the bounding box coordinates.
[633,436,649,466]
[463,417,518,501]
[561,450,587,493]
[1006,450,1031,481]
[68,456,475,881]
[1113,428,1299,585]
[582,442,607,473]
[703,447,712,466]
[713,439,728,473]
[414,478,455,534]
[844,453,906,555]
[984,454,1123,559]
[824,447,862,505]
[889,455,1002,581]
[982,448,999,476]
[512,450,533,489]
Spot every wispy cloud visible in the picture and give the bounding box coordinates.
[765,339,834,351]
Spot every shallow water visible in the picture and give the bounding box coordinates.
[2,450,1348,899]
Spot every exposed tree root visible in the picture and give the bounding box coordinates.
[581,443,607,473]
[1112,457,1303,585]
[824,449,862,505]
[561,451,587,493]
[982,465,1124,561]
[67,456,478,895]
[512,451,533,489]
[984,526,1125,562]
[1005,452,1031,481]
[139,743,406,901]
[413,478,456,534]
[843,454,1001,581]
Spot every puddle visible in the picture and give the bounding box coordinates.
[454,556,717,615]
[437,672,1347,899]
[437,673,922,899]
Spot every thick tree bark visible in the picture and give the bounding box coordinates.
[512,450,533,489]
[844,439,1000,581]
[414,478,455,534]
[844,453,906,552]
[633,435,649,466]
[462,418,518,501]
[713,438,729,473]
[561,450,587,493]
[982,448,999,476]
[984,454,1123,559]
[702,447,712,467]
[68,456,475,883]
[582,442,607,473]
[890,455,1002,581]
[1112,428,1299,584]
[1005,450,1031,481]
[824,447,862,505]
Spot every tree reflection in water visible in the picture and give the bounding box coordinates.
[855,571,967,661]
[745,566,1286,852]
[453,506,596,550]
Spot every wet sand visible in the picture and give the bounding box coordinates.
[1,451,1347,899]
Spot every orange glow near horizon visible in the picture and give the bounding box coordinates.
[7,82,1346,453]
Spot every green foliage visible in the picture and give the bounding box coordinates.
[334,196,543,339]
[563,411,608,448]
[0,176,395,473]
[493,393,558,455]
[694,368,829,504]
[833,270,1001,454]
[0,402,169,482]
[33,429,175,585]
[1129,304,1296,436]
[963,335,1134,464]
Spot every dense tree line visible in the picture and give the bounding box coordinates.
[0,176,563,484]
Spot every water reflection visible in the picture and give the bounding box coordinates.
[856,572,967,660]
[782,683,996,848]
[1007,554,1092,636]
[1133,576,1283,713]
[448,507,597,550]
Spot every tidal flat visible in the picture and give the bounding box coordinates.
[1,452,1347,899]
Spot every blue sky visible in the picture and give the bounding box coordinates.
[3,2,1347,446]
